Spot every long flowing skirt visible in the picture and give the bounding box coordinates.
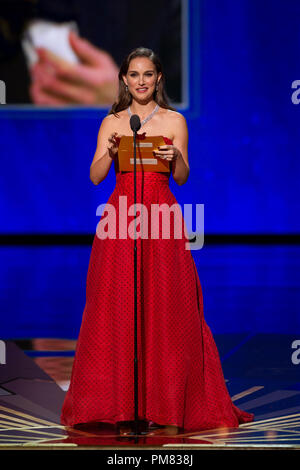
[60,171,254,430]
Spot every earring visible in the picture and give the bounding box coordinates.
[125,85,128,92]
[156,83,159,91]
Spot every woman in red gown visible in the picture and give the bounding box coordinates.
[60,47,254,436]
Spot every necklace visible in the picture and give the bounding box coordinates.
[127,104,159,128]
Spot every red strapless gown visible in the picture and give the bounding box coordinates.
[60,136,254,431]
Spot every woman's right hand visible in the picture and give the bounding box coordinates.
[107,132,122,159]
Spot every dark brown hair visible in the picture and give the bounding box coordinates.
[108,47,177,116]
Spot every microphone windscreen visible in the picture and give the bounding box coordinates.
[130,114,141,132]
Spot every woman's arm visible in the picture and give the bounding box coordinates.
[170,113,190,186]
[153,112,190,186]
[90,116,119,185]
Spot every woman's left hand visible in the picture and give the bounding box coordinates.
[153,145,180,162]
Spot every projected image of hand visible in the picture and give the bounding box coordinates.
[29,31,119,106]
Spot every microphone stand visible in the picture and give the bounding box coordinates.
[133,127,139,439]
[129,115,141,439]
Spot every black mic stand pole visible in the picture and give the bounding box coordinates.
[129,114,141,439]
[133,127,139,439]
[129,114,141,440]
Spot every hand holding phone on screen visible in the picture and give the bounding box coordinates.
[22,20,80,67]
[23,21,119,106]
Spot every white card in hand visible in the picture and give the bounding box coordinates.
[21,19,80,68]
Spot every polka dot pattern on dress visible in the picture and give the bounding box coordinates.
[60,136,254,430]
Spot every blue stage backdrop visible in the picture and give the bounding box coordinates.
[0,0,300,235]
[0,0,300,340]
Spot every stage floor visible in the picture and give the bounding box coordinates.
[0,337,299,449]
[0,244,299,449]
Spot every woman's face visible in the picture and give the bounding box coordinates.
[123,57,161,101]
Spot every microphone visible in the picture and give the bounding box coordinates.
[129,114,140,433]
[130,114,141,133]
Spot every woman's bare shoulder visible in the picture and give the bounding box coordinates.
[106,109,128,119]
[161,108,186,124]
[160,109,187,138]
[102,110,127,123]
[167,109,186,120]
[100,110,128,131]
